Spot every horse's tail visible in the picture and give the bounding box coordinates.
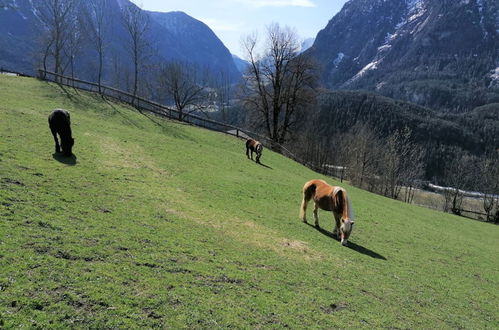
[299,181,316,221]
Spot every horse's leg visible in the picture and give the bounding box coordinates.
[256,152,261,164]
[313,203,320,227]
[299,194,309,223]
[246,146,250,159]
[50,127,60,153]
[332,213,341,239]
[250,149,254,160]
[299,198,308,223]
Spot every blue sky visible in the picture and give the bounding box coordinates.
[130,0,349,58]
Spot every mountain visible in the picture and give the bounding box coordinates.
[231,54,249,73]
[148,11,240,82]
[307,0,499,111]
[0,0,240,84]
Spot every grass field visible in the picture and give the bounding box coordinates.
[1,75,498,328]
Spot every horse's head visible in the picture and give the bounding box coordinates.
[61,137,74,156]
[340,218,354,246]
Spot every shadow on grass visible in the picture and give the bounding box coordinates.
[305,222,386,260]
[257,161,272,169]
[98,95,193,141]
[99,95,142,129]
[53,153,77,166]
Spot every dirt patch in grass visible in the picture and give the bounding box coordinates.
[1,178,25,186]
[321,302,348,313]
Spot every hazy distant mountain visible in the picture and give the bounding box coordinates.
[231,55,250,73]
[307,0,499,111]
[148,11,240,82]
[0,0,240,83]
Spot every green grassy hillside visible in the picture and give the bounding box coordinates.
[1,75,498,328]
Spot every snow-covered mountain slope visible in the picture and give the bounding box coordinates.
[307,0,499,111]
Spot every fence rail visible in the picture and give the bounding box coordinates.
[38,70,247,136]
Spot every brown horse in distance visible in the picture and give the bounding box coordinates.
[246,139,263,164]
[299,179,355,246]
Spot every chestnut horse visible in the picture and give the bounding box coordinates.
[48,109,74,156]
[246,139,263,163]
[299,179,355,246]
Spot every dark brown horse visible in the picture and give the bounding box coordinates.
[246,139,263,164]
[299,179,355,246]
[48,109,74,156]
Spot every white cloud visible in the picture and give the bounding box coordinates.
[235,0,316,8]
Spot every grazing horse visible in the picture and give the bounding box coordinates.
[48,109,74,156]
[299,179,355,246]
[246,139,263,164]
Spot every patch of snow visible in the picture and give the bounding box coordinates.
[350,59,381,82]
[406,0,424,13]
[489,67,499,87]
[343,58,382,86]
[490,67,499,81]
[428,183,499,199]
[333,52,345,66]
[405,0,425,23]
[377,44,391,52]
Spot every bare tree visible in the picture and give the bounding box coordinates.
[64,12,85,82]
[121,2,150,102]
[478,155,499,222]
[341,123,382,190]
[38,34,55,78]
[157,61,209,120]
[443,153,477,215]
[82,0,111,93]
[36,0,77,77]
[379,127,425,200]
[211,71,233,123]
[241,23,317,145]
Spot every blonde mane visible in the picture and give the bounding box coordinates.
[333,186,354,221]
